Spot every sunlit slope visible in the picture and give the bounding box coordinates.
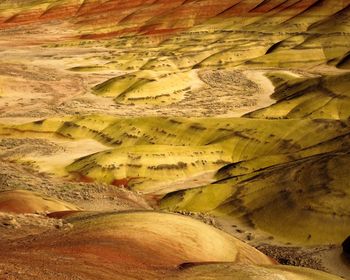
[93,70,196,105]
[66,144,231,193]
[216,130,350,179]
[0,190,79,214]
[246,72,350,120]
[0,0,84,27]
[0,211,273,278]
[58,211,274,266]
[161,148,350,245]
[4,116,350,193]
[208,2,350,68]
[1,211,342,279]
[10,116,350,153]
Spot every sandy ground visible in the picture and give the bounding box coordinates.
[0,159,151,212]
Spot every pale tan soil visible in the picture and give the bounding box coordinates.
[0,62,86,117]
[254,244,350,280]
[24,138,109,176]
[0,134,111,176]
[319,247,350,279]
[214,216,350,279]
[149,170,217,196]
[0,137,65,158]
[0,64,276,119]
[0,160,151,211]
[0,31,277,119]
[150,69,275,118]
[49,67,275,118]
[0,212,72,241]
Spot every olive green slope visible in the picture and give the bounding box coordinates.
[11,116,350,155]
[215,131,350,180]
[92,71,194,105]
[160,97,350,245]
[161,149,350,245]
[246,72,350,120]
[160,72,350,245]
[3,116,350,193]
[66,144,232,193]
[159,71,350,246]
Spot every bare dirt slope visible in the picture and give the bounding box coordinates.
[0,0,349,279]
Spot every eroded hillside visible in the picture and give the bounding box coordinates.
[0,0,349,279]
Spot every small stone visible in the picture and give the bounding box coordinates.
[64,223,74,230]
[2,217,20,229]
[55,220,64,229]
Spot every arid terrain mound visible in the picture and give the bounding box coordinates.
[0,211,343,280]
[0,0,350,279]
[0,189,79,214]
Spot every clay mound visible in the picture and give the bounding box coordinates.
[50,211,275,268]
[0,211,343,279]
[12,115,350,194]
[66,144,231,193]
[246,72,350,120]
[0,190,79,214]
[161,151,350,245]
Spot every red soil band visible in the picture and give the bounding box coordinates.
[2,0,341,38]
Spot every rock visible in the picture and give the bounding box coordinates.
[64,223,74,230]
[55,219,64,229]
[342,236,350,257]
[1,217,21,229]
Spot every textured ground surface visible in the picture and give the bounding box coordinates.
[0,0,350,279]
